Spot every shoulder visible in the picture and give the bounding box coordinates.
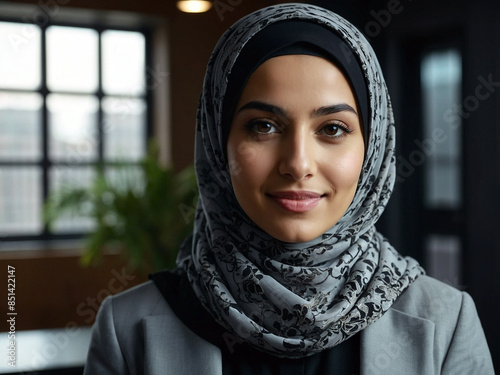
[99,280,173,325]
[85,281,179,374]
[389,274,477,343]
[86,279,224,374]
[391,274,465,321]
[106,280,169,313]
[363,275,494,374]
[391,275,494,373]
[96,280,176,355]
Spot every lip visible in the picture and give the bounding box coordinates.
[268,191,324,213]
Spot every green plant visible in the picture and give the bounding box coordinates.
[44,144,198,273]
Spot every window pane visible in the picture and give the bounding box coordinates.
[0,92,42,161]
[426,161,461,207]
[425,234,462,285]
[48,94,99,162]
[0,22,41,89]
[47,26,98,93]
[0,167,42,235]
[106,165,145,195]
[102,30,145,95]
[49,166,96,233]
[103,97,146,161]
[421,49,462,209]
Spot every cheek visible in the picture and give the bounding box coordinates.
[228,141,271,190]
[327,149,365,191]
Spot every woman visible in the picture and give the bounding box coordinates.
[84,3,494,374]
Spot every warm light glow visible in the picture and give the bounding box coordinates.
[177,0,212,13]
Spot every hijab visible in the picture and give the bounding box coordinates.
[177,3,424,359]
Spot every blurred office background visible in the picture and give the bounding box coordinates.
[0,0,498,373]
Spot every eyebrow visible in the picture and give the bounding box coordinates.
[313,103,358,117]
[237,101,286,117]
[236,101,358,118]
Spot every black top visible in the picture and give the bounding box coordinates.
[150,269,360,375]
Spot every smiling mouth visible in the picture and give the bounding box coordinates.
[268,191,325,213]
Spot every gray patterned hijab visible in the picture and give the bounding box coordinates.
[177,3,424,358]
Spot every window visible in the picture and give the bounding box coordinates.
[0,19,151,242]
[420,46,463,285]
[421,49,462,209]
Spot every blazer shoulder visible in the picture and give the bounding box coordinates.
[390,275,495,374]
[84,281,177,374]
[362,275,494,374]
[389,275,466,365]
[100,280,175,353]
[391,275,464,322]
[88,279,224,375]
[107,280,171,319]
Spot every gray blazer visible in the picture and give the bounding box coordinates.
[83,275,494,374]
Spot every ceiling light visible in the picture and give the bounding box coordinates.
[177,1,212,13]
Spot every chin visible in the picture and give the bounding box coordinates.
[268,227,326,244]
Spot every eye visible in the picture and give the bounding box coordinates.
[247,119,280,134]
[319,123,352,138]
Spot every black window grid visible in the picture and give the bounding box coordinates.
[0,18,154,242]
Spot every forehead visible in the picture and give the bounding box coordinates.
[238,54,358,108]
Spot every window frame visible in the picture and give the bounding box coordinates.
[0,15,154,243]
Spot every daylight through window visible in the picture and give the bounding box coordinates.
[0,20,150,241]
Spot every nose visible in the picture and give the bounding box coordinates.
[278,129,316,181]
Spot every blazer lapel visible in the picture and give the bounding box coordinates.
[360,308,437,375]
[142,315,223,375]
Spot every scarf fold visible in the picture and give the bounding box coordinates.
[177,3,424,358]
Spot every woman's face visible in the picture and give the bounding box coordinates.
[227,54,365,243]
